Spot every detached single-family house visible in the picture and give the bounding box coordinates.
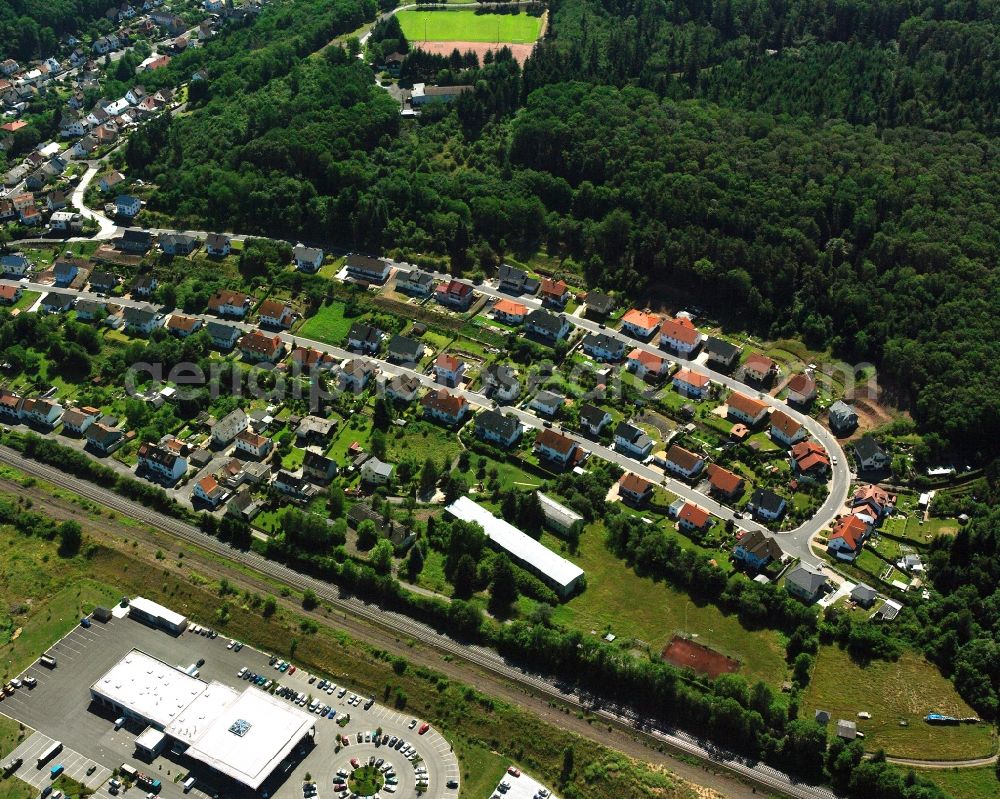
[786,373,817,406]
[539,277,570,309]
[620,309,662,340]
[533,428,578,467]
[123,305,161,334]
[53,259,79,287]
[659,316,701,355]
[131,273,157,298]
[296,415,336,445]
[212,408,249,446]
[434,278,474,310]
[583,291,615,320]
[422,388,469,426]
[677,502,712,535]
[1,253,30,277]
[50,211,83,232]
[120,229,152,254]
[749,488,787,522]
[474,409,521,448]
[257,298,294,330]
[578,403,612,437]
[206,320,240,350]
[338,359,376,392]
[386,334,424,365]
[0,284,22,305]
[114,194,141,218]
[361,457,394,486]
[618,472,653,506]
[21,398,64,427]
[525,309,570,342]
[74,299,107,321]
[235,430,273,460]
[433,353,465,387]
[791,440,830,479]
[614,421,653,460]
[85,422,124,454]
[303,451,338,483]
[727,392,769,427]
[827,515,870,561]
[770,409,807,446]
[193,475,227,507]
[672,368,710,399]
[785,563,829,603]
[382,374,420,404]
[396,269,436,298]
[497,263,537,295]
[492,297,527,324]
[138,442,187,482]
[828,401,858,435]
[850,583,878,609]
[707,463,745,501]
[205,232,231,256]
[347,322,382,354]
[290,346,337,371]
[273,470,313,501]
[854,436,889,472]
[292,243,323,272]
[166,314,202,337]
[88,270,118,294]
[627,348,669,379]
[529,390,565,418]
[581,332,625,362]
[345,254,390,283]
[743,353,778,383]
[851,484,893,522]
[664,444,705,479]
[61,406,100,435]
[208,289,252,317]
[99,171,125,192]
[732,530,783,571]
[481,364,520,402]
[239,329,285,362]
[160,232,197,255]
[41,291,75,313]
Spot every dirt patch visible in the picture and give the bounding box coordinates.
[662,635,741,679]
[413,40,535,66]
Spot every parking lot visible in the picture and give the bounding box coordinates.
[0,609,460,799]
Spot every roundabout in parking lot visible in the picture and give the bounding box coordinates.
[349,764,385,794]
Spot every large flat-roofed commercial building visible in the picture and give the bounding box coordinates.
[445,496,584,598]
[91,650,315,791]
[127,596,188,634]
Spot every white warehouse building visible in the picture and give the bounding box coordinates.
[90,649,316,791]
[445,496,585,598]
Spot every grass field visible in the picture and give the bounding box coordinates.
[297,300,354,344]
[918,766,1000,799]
[396,10,543,43]
[801,646,996,760]
[385,421,462,466]
[542,523,789,687]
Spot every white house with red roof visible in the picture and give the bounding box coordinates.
[827,515,870,561]
[672,368,710,399]
[659,316,701,355]
[620,309,662,340]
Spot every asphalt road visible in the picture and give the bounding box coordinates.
[0,443,843,799]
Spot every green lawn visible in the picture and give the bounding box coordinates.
[544,523,788,687]
[298,300,354,344]
[10,291,39,311]
[917,766,1000,799]
[800,646,996,760]
[385,421,462,466]
[396,9,544,43]
[328,414,374,465]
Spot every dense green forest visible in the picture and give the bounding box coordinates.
[122,0,1000,461]
[0,0,114,60]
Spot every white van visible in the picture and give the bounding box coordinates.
[183,776,196,793]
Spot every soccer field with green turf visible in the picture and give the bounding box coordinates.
[396,9,543,44]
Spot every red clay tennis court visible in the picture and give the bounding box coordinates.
[662,635,741,678]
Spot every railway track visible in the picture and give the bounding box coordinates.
[0,443,840,799]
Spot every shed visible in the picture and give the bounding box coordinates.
[836,720,857,740]
[93,606,113,623]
